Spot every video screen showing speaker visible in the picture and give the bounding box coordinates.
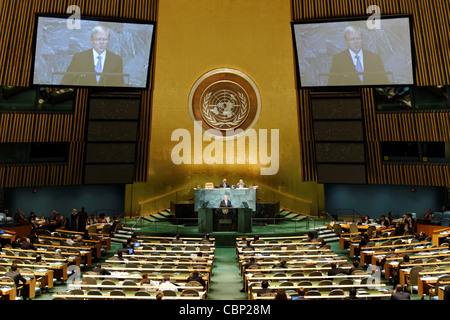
[31,15,155,89]
[84,164,134,184]
[292,15,414,88]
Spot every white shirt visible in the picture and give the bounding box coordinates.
[349,49,364,71]
[158,281,178,293]
[140,280,160,292]
[93,49,106,71]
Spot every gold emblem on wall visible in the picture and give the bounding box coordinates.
[189,68,261,138]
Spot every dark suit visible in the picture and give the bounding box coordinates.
[5,271,27,287]
[20,241,36,251]
[61,49,124,86]
[390,290,411,300]
[258,288,275,296]
[220,182,230,188]
[394,225,404,236]
[219,200,232,208]
[328,49,389,86]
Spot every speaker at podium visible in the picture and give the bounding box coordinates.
[198,207,252,233]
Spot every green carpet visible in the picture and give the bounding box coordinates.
[207,247,248,300]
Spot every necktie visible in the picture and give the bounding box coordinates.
[355,55,363,82]
[95,55,102,83]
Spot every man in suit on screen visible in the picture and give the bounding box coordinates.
[61,25,124,86]
[328,25,389,86]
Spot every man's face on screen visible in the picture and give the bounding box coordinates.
[345,31,362,54]
[91,31,109,55]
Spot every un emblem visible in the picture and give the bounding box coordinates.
[222,208,229,214]
[189,68,261,138]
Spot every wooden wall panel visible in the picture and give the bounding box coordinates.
[0,0,157,187]
[0,113,74,143]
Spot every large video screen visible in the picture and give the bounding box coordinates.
[32,15,155,89]
[292,15,414,88]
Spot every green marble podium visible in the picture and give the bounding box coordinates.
[194,188,256,212]
[198,208,252,233]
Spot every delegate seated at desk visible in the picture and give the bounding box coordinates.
[219,179,230,188]
[219,195,232,208]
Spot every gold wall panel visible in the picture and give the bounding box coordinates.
[126,0,325,216]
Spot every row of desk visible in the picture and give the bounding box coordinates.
[52,235,216,300]
[236,235,392,300]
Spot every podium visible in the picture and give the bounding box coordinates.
[198,208,252,233]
